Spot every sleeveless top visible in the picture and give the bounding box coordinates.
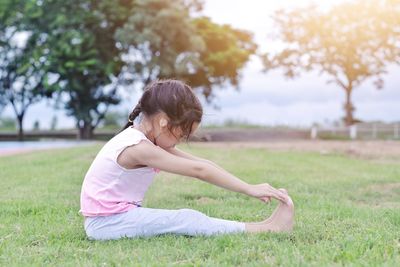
[79,126,159,217]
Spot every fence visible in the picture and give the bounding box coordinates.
[311,123,400,140]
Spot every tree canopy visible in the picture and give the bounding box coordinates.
[263,0,400,125]
[185,17,257,100]
[26,0,130,139]
[116,0,257,101]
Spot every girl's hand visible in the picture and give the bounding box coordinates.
[246,183,289,204]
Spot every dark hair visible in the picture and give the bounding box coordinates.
[122,79,203,140]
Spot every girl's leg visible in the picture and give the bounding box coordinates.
[84,207,245,240]
[84,189,295,240]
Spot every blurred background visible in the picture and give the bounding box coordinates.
[0,0,399,144]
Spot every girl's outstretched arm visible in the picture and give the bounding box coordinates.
[165,146,206,161]
[120,140,288,203]
[166,147,223,169]
[167,146,252,184]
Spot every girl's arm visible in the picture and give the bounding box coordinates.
[165,146,207,161]
[122,140,288,202]
[166,147,219,166]
[166,146,245,180]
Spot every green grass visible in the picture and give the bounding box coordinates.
[0,144,399,266]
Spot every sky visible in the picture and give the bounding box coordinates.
[2,0,400,129]
[200,0,400,127]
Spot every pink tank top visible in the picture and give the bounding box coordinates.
[79,127,159,217]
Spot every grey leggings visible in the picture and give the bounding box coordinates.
[84,207,246,240]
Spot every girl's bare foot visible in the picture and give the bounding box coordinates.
[244,188,295,233]
[246,188,290,225]
[261,188,290,224]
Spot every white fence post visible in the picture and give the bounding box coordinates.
[311,126,318,140]
[395,123,399,139]
[350,125,357,140]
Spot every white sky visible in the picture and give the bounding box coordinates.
[2,0,400,129]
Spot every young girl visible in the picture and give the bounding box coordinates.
[79,79,294,240]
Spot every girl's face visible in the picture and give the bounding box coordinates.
[156,121,200,149]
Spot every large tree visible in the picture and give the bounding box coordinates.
[115,0,204,88]
[25,0,132,139]
[263,0,400,125]
[116,0,257,101]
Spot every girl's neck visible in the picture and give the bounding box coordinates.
[134,119,156,143]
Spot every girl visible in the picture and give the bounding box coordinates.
[79,79,294,240]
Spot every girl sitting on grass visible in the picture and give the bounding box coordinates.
[79,79,294,240]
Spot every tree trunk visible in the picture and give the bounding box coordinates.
[17,115,24,141]
[78,121,94,140]
[343,87,355,126]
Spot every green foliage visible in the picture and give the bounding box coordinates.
[1,0,256,139]
[116,0,203,81]
[0,144,399,265]
[116,0,257,100]
[187,17,257,99]
[9,0,133,139]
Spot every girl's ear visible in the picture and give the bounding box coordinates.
[159,117,168,128]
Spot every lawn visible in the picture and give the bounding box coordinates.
[0,143,399,266]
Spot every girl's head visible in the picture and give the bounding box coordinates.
[123,79,203,148]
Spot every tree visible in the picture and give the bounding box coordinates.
[116,0,204,88]
[0,0,50,140]
[23,0,208,139]
[263,0,400,125]
[116,0,257,101]
[27,0,131,139]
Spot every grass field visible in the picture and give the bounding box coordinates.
[0,143,399,266]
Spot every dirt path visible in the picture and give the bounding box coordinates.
[0,148,37,157]
[189,140,400,162]
[0,141,99,157]
[2,140,399,162]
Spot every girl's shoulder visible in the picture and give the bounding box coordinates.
[112,126,150,142]
[100,127,151,160]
